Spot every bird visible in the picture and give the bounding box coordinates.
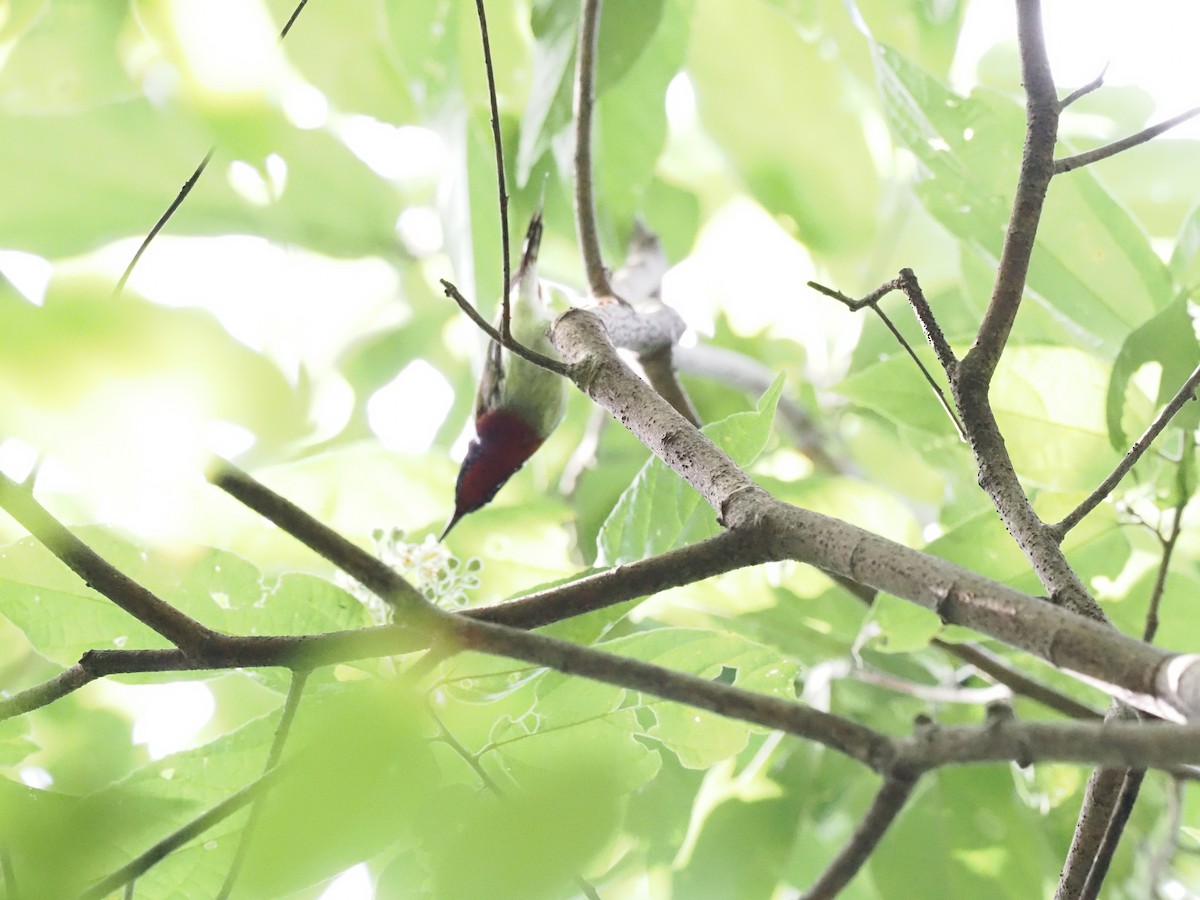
[440,209,567,539]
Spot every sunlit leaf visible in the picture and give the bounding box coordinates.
[874,44,1172,356]
[597,375,784,564]
[689,0,880,256]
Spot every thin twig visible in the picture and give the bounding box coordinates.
[430,707,504,794]
[111,0,312,297]
[809,277,965,439]
[853,666,1012,706]
[440,278,569,375]
[1144,452,1190,644]
[471,0,513,341]
[800,775,916,899]
[942,643,1101,721]
[897,269,958,378]
[112,149,215,298]
[573,0,614,298]
[0,663,95,721]
[1052,362,1200,538]
[208,461,432,617]
[1055,105,1200,175]
[279,0,310,37]
[81,764,291,899]
[217,669,310,899]
[1058,65,1107,110]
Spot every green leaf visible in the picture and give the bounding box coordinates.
[689,0,879,256]
[0,529,371,666]
[605,628,799,768]
[238,682,435,896]
[106,711,279,808]
[837,347,960,437]
[267,0,414,121]
[488,668,662,794]
[991,347,1119,491]
[1106,296,1200,450]
[870,768,1058,900]
[426,760,624,900]
[1172,198,1200,294]
[863,592,942,653]
[0,99,401,259]
[0,0,134,113]
[593,0,689,230]
[517,0,670,187]
[0,716,37,767]
[874,44,1173,356]
[0,777,188,898]
[597,374,784,565]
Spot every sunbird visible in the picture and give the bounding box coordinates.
[441,210,567,539]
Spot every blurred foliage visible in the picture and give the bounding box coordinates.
[0,0,1198,897]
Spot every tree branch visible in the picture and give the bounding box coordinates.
[82,763,291,899]
[959,0,1059,384]
[1058,66,1107,110]
[208,461,431,617]
[0,473,223,656]
[217,669,310,899]
[809,272,964,439]
[208,463,893,766]
[801,775,916,899]
[573,0,614,298]
[1079,769,1144,899]
[1055,105,1200,175]
[551,308,1200,720]
[941,0,1099,619]
[1055,757,1132,899]
[440,277,570,376]
[1052,362,1200,538]
[0,664,95,720]
[943,643,1100,721]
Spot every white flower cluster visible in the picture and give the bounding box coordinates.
[341,528,482,622]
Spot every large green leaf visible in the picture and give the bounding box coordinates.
[237,682,434,896]
[689,0,880,256]
[516,0,671,185]
[874,44,1173,357]
[0,281,308,462]
[0,528,371,666]
[991,347,1117,491]
[0,99,401,259]
[1105,296,1200,451]
[0,776,188,898]
[870,767,1056,900]
[0,0,135,113]
[604,628,800,768]
[597,374,784,565]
